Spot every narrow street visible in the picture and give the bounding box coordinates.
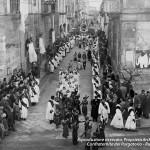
[1,45,150,150]
[0,45,93,148]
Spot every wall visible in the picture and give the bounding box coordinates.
[0,16,6,80]
[5,16,21,78]
[108,15,120,70]
[120,0,150,68]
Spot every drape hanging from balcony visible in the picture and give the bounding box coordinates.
[39,38,46,54]
[29,42,37,63]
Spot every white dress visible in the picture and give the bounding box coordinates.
[19,97,29,119]
[29,87,38,103]
[98,102,110,123]
[110,108,124,129]
[46,100,59,121]
[125,110,136,130]
[33,86,39,103]
[46,102,54,121]
[49,61,54,73]
[34,84,40,99]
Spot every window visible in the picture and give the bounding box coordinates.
[33,0,36,6]
[51,3,55,12]
[10,0,20,13]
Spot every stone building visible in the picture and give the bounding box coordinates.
[100,0,150,71]
[0,0,60,80]
[58,0,67,38]
[66,0,76,31]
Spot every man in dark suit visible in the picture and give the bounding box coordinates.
[139,90,147,117]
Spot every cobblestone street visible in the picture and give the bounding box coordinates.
[1,46,150,150]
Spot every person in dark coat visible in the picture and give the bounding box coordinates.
[78,52,81,60]
[2,96,16,131]
[134,93,142,118]
[84,116,90,138]
[54,109,61,129]
[72,121,79,145]
[91,132,99,150]
[62,118,69,138]
[72,108,79,124]
[139,90,147,116]
[122,99,130,123]
[144,91,150,119]
[115,87,122,103]
[81,96,88,118]
[73,52,77,61]
[85,124,92,150]
[120,83,127,100]
[82,52,86,60]
[75,97,81,114]
[87,50,91,61]
[83,59,86,70]
[91,98,99,122]
[79,40,82,48]
[129,89,135,99]
[96,123,105,148]
[110,95,117,119]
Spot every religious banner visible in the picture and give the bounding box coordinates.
[136,50,150,69]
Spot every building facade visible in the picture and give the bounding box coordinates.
[66,0,76,31]
[58,0,67,37]
[100,0,150,71]
[0,0,57,80]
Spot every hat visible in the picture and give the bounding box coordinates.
[128,107,134,113]
[116,104,121,108]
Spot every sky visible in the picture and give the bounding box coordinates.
[88,0,102,10]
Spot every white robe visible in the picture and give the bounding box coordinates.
[57,52,63,61]
[52,58,58,68]
[34,84,40,100]
[46,100,59,121]
[60,47,66,57]
[49,61,54,73]
[29,87,38,103]
[65,43,70,53]
[19,98,29,119]
[29,42,37,63]
[125,111,136,130]
[98,102,110,123]
[110,108,124,129]
[35,78,40,85]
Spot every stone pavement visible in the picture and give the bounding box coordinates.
[1,45,150,144]
[2,45,92,142]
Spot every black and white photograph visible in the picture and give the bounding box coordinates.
[0,0,150,150]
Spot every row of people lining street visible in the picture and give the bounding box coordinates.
[0,34,75,142]
[0,67,40,140]
[45,32,106,150]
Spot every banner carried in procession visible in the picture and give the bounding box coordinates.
[80,22,88,33]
